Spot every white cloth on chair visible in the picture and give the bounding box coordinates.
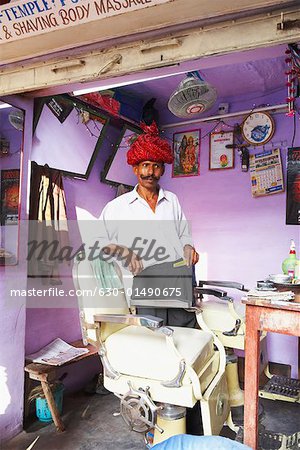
[91,258,123,290]
[105,326,214,382]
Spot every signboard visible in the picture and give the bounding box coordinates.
[0,0,171,42]
[250,148,284,197]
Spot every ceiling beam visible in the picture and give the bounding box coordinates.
[31,44,287,97]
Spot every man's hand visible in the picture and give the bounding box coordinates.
[184,244,199,267]
[120,247,144,275]
[101,244,143,275]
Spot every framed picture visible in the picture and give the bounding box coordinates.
[209,131,234,170]
[1,169,20,226]
[286,147,300,225]
[101,124,142,189]
[172,129,200,177]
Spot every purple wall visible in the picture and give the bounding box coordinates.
[0,109,22,171]
[161,97,299,376]
[0,108,23,257]
[1,82,299,443]
[0,96,120,443]
[29,89,298,378]
[0,96,33,444]
[32,89,298,376]
[25,116,121,392]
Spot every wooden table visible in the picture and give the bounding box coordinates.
[242,298,300,450]
[25,340,98,432]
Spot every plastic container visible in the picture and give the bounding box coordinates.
[35,384,64,423]
[282,239,298,278]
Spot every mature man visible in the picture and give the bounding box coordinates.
[97,121,199,327]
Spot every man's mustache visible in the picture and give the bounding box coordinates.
[140,175,160,180]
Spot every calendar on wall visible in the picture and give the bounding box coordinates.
[250,149,284,197]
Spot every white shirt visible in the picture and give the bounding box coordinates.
[95,185,193,268]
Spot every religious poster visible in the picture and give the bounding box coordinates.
[286,147,300,225]
[250,149,284,198]
[0,169,20,225]
[172,129,200,178]
[209,131,234,170]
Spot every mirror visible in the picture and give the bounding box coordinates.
[0,102,24,265]
[32,95,109,179]
[101,124,141,189]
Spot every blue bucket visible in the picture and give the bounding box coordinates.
[36,384,64,423]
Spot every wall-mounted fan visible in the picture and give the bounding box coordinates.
[168,72,217,118]
[8,110,24,131]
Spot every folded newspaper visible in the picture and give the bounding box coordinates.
[26,338,89,366]
[247,289,295,302]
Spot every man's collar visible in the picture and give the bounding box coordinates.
[127,185,170,204]
[127,186,139,204]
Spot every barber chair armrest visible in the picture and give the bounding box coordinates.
[198,280,248,292]
[130,298,192,309]
[194,287,233,303]
[93,313,164,330]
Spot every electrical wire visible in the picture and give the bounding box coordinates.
[291,111,297,148]
[75,97,286,163]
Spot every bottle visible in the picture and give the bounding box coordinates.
[282,240,298,279]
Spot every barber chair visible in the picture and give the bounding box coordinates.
[72,254,231,446]
[194,281,268,409]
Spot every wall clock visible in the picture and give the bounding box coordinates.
[241,111,275,146]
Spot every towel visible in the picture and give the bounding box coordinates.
[91,258,123,290]
[247,289,295,301]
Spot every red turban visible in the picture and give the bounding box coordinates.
[127,122,173,166]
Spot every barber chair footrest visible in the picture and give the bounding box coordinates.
[259,376,300,403]
[236,428,300,450]
[259,431,300,450]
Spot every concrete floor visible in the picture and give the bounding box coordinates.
[3,392,145,450]
[2,391,300,450]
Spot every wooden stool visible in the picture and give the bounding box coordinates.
[24,340,98,432]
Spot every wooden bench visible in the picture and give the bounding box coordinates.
[24,340,98,432]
